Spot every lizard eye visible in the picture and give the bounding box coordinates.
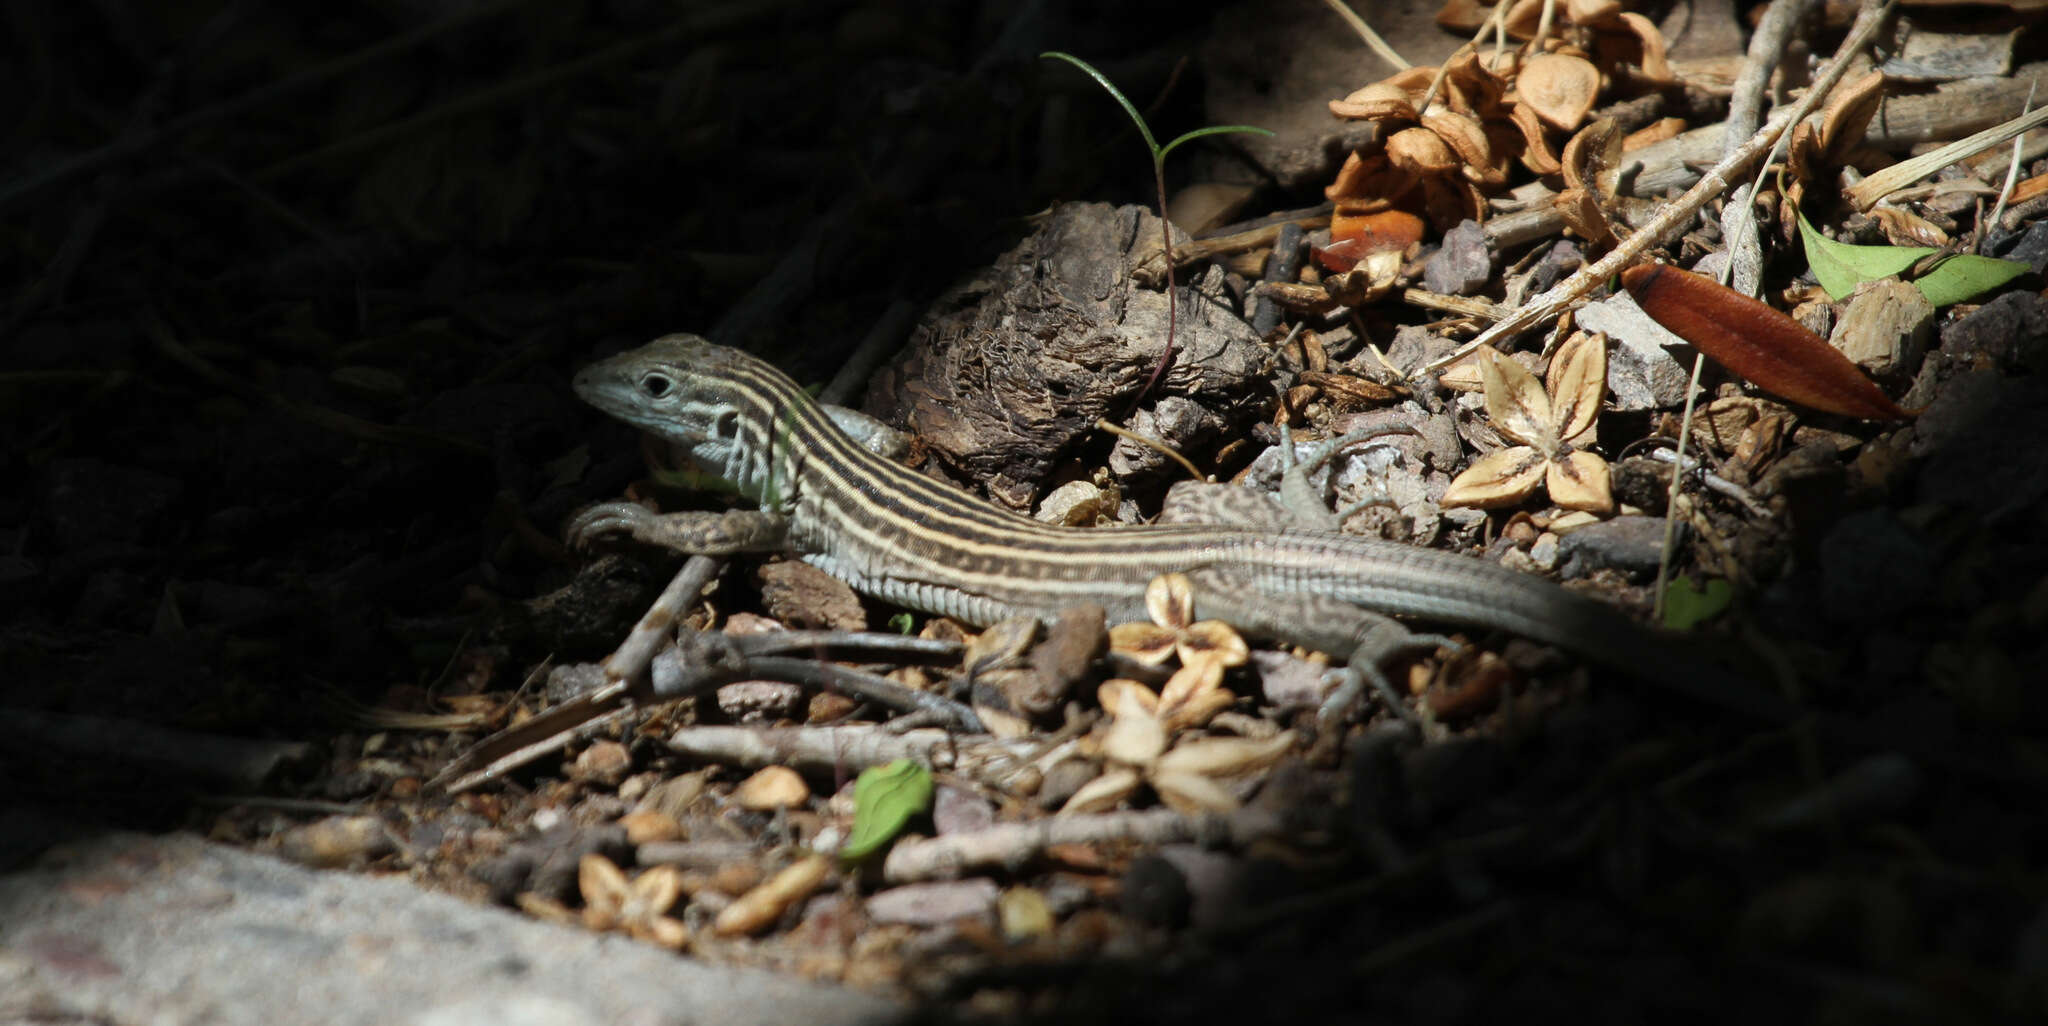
[639,373,673,399]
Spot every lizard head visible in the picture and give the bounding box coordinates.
[573,334,803,499]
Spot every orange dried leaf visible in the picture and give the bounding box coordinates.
[1622,264,1916,420]
[1329,208,1427,252]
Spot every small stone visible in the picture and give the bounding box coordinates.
[716,680,805,722]
[1250,649,1327,711]
[635,771,707,820]
[567,741,632,787]
[617,810,683,845]
[1556,516,1671,581]
[1423,219,1491,295]
[732,766,810,811]
[931,784,996,837]
[997,887,1055,941]
[274,815,393,868]
[755,559,866,631]
[865,879,1000,927]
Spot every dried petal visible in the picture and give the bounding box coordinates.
[1546,450,1615,513]
[579,854,629,926]
[639,915,689,950]
[1151,770,1241,813]
[1102,710,1168,766]
[1097,679,1160,720]
[1818,70,1885,164]
[1145,573,1195,630]
[713,854,831,936]
[1178,620,1248,669]
[1442,446,1548,509]
[1554,187,1615,246]
[1060,767,1143,814]
[1162,687,1235,732]
[1156,661,1222,718]
[1329,82,1420,122]
[1510,101,1563,176]
[1153,732,1296,779]
[1387,127,1458,175]
[1622,264,1915,419]
[1421,112,1501,185]
[1481,350,1555,448]
[1546,331,1608,446]
[1560,117,1620,194]
[1614,12,1671,81]
[1519,53,1600,132]
[1622,116,1686,150]
[1108,622,1178,664]
[629,864,684,918]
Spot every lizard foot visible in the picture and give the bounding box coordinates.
[567,501,658,549]
[1313,629,1465,739]
[568,503,790,555]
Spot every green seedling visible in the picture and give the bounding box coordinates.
[1041,52,1272,403]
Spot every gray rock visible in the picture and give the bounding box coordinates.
[1557,516,1672,581]
[1423,220,1492,296]
[0,831,899,1026]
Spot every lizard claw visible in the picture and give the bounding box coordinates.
[567,501,656,549]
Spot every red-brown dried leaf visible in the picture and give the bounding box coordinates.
[1621,264,1915,420]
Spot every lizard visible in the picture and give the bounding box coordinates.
[568,333,1790,736]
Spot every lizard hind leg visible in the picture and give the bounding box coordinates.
[1185,572,1458,735]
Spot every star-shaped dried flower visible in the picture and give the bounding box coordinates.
[579,853,689,950]
[1107,573,1249,727]
[1442,330,1614,513]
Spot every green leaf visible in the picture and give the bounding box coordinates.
[1796,209,2027,307]
[1662,576,1734,632]
[1797,208,1934,300]
[1911,253,2029,307]
[886,612,916,634]
[1157,124,1275,163]
[1041,52,1160,161]
[840,759,933,862]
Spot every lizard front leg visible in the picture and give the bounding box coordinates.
[1186,572,1456,736]
[569,502,790,555]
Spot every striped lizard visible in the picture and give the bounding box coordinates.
[570,334,1784,734]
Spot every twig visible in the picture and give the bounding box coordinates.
[605,555,727,685]
[1095,418,1207,482]
[1846,102,2048,211]
[1982,87,2035,252]
[1423,0,1902,376]
[665,725,1052,791]
[1320,0,1410,71]
[880,805,1284,884]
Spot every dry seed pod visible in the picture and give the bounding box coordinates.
[712,853,831,936]
[1621,264,1916,420]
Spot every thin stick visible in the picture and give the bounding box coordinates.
[1321,0,1410,71]
[1983,85,2036,249]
